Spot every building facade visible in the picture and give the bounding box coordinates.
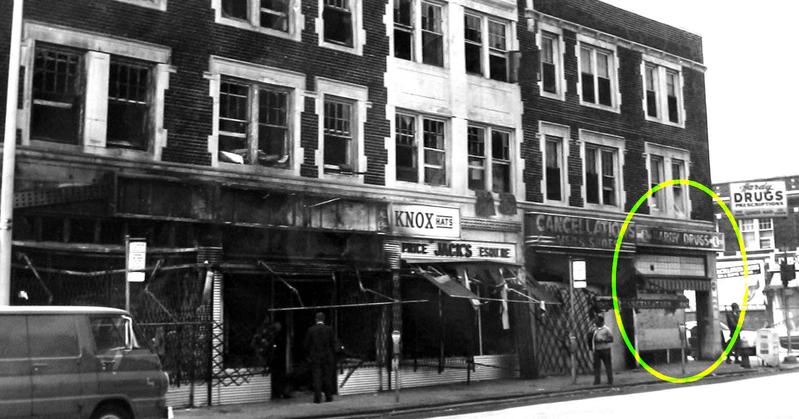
[0,0,718,406]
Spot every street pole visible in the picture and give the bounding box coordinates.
[0,0,24,306]
[569,257,576,384]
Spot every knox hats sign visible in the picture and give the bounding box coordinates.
[730,181,787,218]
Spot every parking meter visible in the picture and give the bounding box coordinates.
[391,330,401,402]
[568,333,577,353]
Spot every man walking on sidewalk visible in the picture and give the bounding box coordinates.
[304,312,337,403]
[591,315,614,386]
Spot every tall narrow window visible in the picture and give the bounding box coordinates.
[488,21,507,82]
[323,0,353,46]
[758,218,774,249]
[107,58,151,150]
[585,147,599,204]
[218,81,250,162]
[740,219,756,250]
[666,70,679,123]
[257,88,289,163]
[222,0,248,19]
[601,149,616,205]
[464,14,482,75]
[585,144,618,207]
[423,119,446,186]
[672,159,686,215]
[395,113,417,182]
[645,64,658,117]
[260,0,289,31]
[421,3,443,66]
[540,32,558,94]
[545,136,562,201]
[467,126,486,191]
[324,98,353,168]
[580,44,615,107]
[393,0,413,60]
[491,130,510,192]
[649,155,664,210]
[31,45,82,144]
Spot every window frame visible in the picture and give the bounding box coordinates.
[739,218,774,251]
[576,35,619,112]
[580,130,624,210]
[463,11,511,82]
[208,56,306,174]
[466,123,512,193]
[641,54,686,127]
[115,0,167,11]
[316,78,368,181]
[392,0,446,67]
[318,0,363,55]
[645,143,691,219]
[21,23,171,159]
[539,122,569,204]
[214,0,302,41]
[537,23,565,100]
[393,110,449,188]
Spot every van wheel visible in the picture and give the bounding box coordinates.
[92,404,131,419]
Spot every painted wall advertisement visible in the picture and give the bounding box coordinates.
[730,180,787,218]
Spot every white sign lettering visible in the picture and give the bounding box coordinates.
[390,204,461,238]
[730,181,787,218]
[127,239,147,283]
[400,240,515,263]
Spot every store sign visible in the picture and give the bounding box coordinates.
[636,226,724,251]
[716,263,762,279]
[730,181,787,218]
[525,213,636,251]
[390,204,460,238]
[400,240,515,262]
[126,238,147,283]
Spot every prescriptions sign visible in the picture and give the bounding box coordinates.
[730,181,787,218]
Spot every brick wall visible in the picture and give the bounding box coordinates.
[0,0,389,183]
[517,0,712,223]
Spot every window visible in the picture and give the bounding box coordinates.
[393,0,444,66]
[115,0,167,10]
[107,58,152,150]
[578,38,618,110]
[646,144,690,218]
[31,44,82,145]
[540,30,564,97]
[222,0,289,31]
[323,0,353,47]
[740,218,773,250]
[642,58,684,125]
[0,316,27,359]
[467,125,511,193]
[218,79,291,167]
[395,112,447,186]
[323,98,354,169]
[540,122,569,203]
[583,141,620,208]
[464,12,509,81]
[91,316,135,352]
[28,315,79,358]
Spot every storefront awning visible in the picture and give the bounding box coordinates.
[411,265,479,300]
[642,277,711,291]
[595,293,689,310]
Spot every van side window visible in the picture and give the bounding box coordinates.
[90,316,128,352]
[0,316,28,359]
[28,315,79,357]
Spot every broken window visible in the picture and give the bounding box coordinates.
[488,21,507,81]
[323,0,353,47]
[396,113,447,186]
[222,0,289,32]
[323,98,353,169]
[395,113,417,182]
[107,58,151,150]
[421,2,443,66]
[464,14,482,75]
[393,0,413,60]
[222,0,248,20]
[31,44,82,144]
[218,79,290,167]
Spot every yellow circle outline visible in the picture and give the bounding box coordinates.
[611,179,748,383]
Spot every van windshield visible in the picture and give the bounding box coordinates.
[90,315,140,352]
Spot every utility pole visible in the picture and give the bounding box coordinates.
[0,0,24,306]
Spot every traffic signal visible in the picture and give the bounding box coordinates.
[780,262,795,288]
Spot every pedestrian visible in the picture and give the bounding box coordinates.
[304,312,337,403]
[252,318,290,399]
[725,303,750,367]
[591,315,614,386]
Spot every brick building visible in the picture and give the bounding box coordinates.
[0,0,719,406]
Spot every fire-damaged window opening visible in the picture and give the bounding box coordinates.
[467,124,511,193]
[394,111,447,186]
[323,97,354,170]
[218,78,291,167]
[106,58,152,150]
[31,44,82,145]
[464,12,509,82]
[221,0,290,32]
[323,0,353,47]
[393,0,444,67]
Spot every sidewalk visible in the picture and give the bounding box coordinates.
[175,361,778,419]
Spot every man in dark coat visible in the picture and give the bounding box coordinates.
[304,312,337,403]
[252,319,290,399]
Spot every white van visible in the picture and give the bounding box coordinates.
[0,306,169,419]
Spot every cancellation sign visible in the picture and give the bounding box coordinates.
[730,181,787,218]
[390,204,460,238]
[400,240,515,263]
[525,213,636,251]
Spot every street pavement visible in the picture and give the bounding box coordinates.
[175,358,799,419]
[436,368,799,419]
